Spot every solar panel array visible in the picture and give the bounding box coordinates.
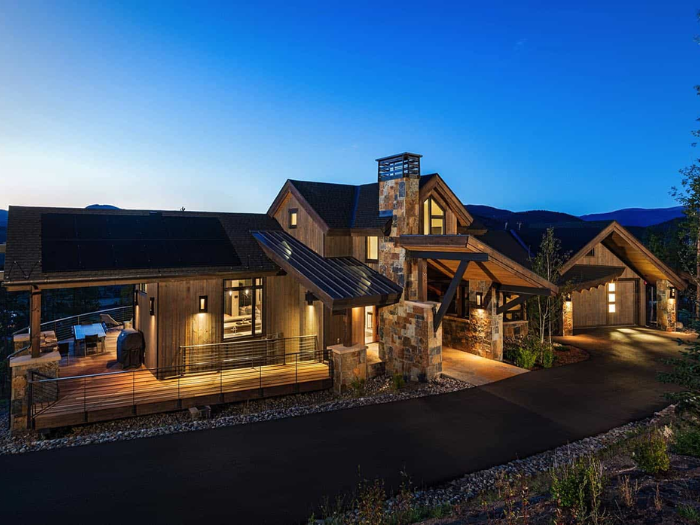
[41,213,241,273]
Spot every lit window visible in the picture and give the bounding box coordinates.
[423,197,445,235]
[607,282,616,314]
[608,282,615,293]
[608,304,616,313]
[289,209,298,229]
[608,293,615,303]
[223,278,264,339]
[366,236,379,262]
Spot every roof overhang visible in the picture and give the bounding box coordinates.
[560,265,626,292]
[253,230,403,311]
[561,222,686,290]
[399,235,558,295]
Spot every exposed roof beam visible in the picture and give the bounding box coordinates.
[434,260,470,331]
[499,284,552,296]
[408,251,489,262]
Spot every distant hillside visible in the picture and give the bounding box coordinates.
[86,204,120,210]
[580,206,684,227]
[465,204,581,229]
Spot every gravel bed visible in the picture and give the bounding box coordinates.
[0,375,470,455]
[386,405,676,512]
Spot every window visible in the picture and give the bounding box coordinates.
[288,209,298,229]
[585,248,595,257]
[607,282,616,314]
[223,278,264,339]
[423,197,445,235]
[503,293,525,322]
[366,236,379,262]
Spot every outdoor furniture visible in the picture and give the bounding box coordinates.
[73,322,107,356]
[100,313,122,329]
[85,334,100,356]
[58,342,70,356]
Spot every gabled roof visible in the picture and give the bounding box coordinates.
[516,220,686,290]
[3,206,281,289]
[252,230,403,310]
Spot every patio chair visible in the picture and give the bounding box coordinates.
[101,313,122,329]
[85,334,100,356]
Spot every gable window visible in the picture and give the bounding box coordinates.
[423,197,445,235]
[366,236,379,262]
[288,209,298,229]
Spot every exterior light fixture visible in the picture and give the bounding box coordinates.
[475,292,483,308]
[565,293,572,303]
[305,291,317,306]
[149,297,155,316]
[670,287,676,299]
[199,296,208,313]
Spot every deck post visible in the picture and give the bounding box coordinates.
[30,288,42,359]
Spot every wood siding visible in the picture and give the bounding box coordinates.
[272,192,324,255]
[265,274,322,352]
[136,284,158,369]
[572,243,645,327]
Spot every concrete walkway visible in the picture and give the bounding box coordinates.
[442,347,528,385]
[0,327,693,525]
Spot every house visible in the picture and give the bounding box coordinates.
[1,152,581,433]
[515,221,685,333]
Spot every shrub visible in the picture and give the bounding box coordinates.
[540,347,555,368]
[350,376,366,397]
[550,456,605,520]
[633,430,670,474]
[673,426,700,458]
[392,373,406,391]
[513,346,537,369]
[356,477,386,525]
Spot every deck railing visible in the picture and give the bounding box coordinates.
[13,305,134,343]
[28,335,330,428]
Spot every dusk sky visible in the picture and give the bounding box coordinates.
[1,1,698,215]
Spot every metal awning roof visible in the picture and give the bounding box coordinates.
[560,265,625,292]
[252,230,403,311]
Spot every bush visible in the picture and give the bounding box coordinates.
[673,426,700,458]
[392,373,406,391]
[633,430,670,474]
[540,347,555,368]
[550,456,605,521]
[350,376,366,397]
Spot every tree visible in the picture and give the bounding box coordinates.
[528,227,568,347]
[658,329,700,415]
[670,12,700,318]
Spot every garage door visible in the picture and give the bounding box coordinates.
[572,280,637,327]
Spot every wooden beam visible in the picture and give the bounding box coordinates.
[434,260,469,331]
[499,285,552,296]
[408,251,488,262]
[497,294,529,315]
[30,289,41,358]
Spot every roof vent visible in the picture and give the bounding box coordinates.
[376,153,421,182]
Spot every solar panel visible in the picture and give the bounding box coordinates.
[41,213,241,273]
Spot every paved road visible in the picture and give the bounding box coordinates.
[0,328,690,524]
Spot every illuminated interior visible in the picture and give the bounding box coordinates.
[607,282,616,314]
[223,278,263,339]
[366,236,379,262]
[423,197,445,235]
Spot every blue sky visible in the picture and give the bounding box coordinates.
[0,1,698,215]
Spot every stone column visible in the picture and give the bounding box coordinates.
[656,280,676,332]
[489,286,504,361]
[10,350,61,432]
[329,343,367,394]
[562,295,574,336]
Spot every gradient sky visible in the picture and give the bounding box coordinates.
[1,1,699,215]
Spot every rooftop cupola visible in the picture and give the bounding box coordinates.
[376,152,422,182]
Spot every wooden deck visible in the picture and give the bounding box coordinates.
[33,330,331,430]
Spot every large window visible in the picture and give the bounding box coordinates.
[503,293,525,322]
[223,278,263,339]
[423,197,445,235]
[366,236,379,262]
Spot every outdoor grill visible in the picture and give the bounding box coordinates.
[117,329,145,369]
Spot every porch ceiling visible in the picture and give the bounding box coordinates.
[399,234,558,295]
[560,264,625,292]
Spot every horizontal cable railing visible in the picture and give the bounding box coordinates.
[13,305,134,343]
[180,335,320,375]
[28,348,330,426]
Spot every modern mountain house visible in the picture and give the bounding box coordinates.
[1,152,683,432]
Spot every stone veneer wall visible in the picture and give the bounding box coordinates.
[329,343,367,394]
[562,299,574,336]
[441,281,503,361]
[503,321,529,339]
[379,300,442,381]
[656,279,677,332]
[10,351,61,432]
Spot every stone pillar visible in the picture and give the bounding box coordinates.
[489,286,503,361]
[379,300,442,381]
[657,280,676,332]
[329,343,367,394]
[562,295,574,336]
[30,289,42,359]
[10,350,61,432]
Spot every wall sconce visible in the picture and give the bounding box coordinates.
[199,295,208,313]
[565,293,572,303]
[149,297,155,316]
[305,291,317,306]
[475,292,484,308]
[670,287,676,299]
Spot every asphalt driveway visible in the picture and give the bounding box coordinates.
[0,327,691,525]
